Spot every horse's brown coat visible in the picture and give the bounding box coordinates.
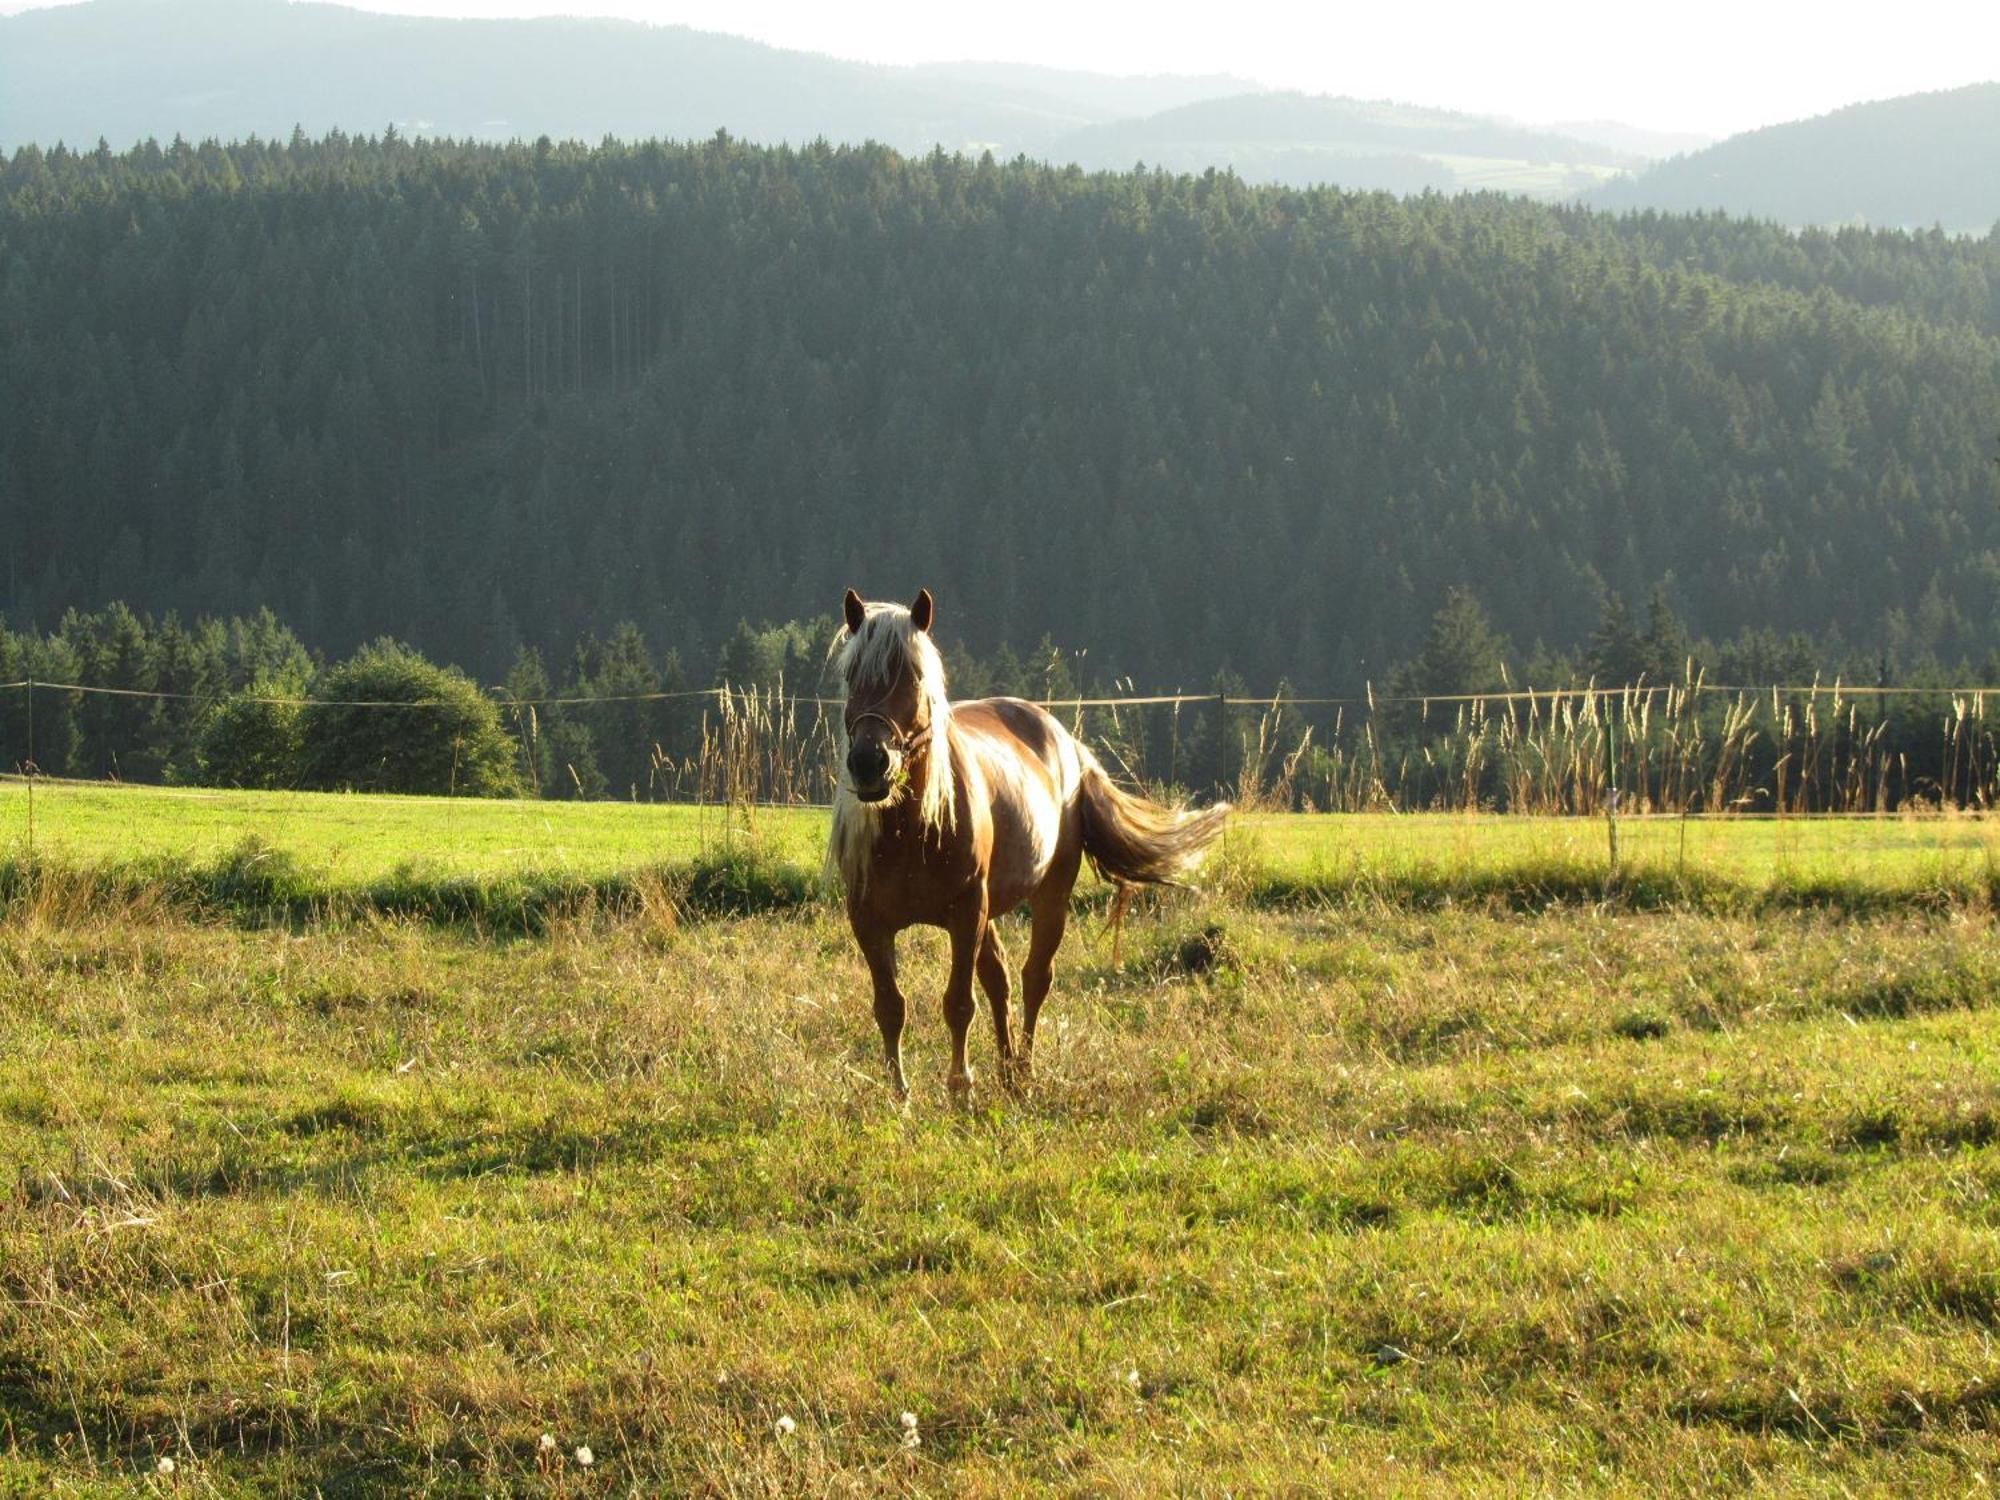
[832,591,1228,1099]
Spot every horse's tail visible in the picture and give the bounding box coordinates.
[1076,757,1230,888]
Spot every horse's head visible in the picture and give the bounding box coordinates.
[834,586,942,806]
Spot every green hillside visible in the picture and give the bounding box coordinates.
[1591,83,2000,233]
[2,133,1997,690]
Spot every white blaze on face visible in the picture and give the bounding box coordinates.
[825,599,955,893]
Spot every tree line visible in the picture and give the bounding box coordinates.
[0,601,1094,798]
[1,131,1996,700]
[0,598,1990,811]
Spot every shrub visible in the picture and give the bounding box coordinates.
[297,641,523,796]
[197,678,307,788]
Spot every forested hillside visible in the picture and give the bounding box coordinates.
[2,132,1997,691]
[1590,84,2000,233]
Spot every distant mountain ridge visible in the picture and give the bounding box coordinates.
[3,0,1675,205]
[1051,92,1644,198]
[7,0,1992,229]
[1589,83,2000,232]
[0,0,1260,155]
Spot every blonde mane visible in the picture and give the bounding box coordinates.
[828,601,957,890]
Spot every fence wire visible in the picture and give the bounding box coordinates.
[5,678,1996,709]
[0,676,1993,814]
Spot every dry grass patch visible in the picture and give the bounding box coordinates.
[0,896,1996,1493]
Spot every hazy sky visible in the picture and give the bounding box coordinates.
[5,0,1996,138]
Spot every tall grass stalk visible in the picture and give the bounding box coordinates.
[664,682,1993,816]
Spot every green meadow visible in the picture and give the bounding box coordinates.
[0,783,1995,1493]
[0,780,827,882]
[2,781,1993,919]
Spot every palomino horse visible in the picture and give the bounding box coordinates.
[830,588,1230,1099]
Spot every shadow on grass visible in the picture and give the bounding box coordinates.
[0,837,819,936]
[0,836,1989,936]
[1244,853,1996,919]
[1672,1372,2000,1447]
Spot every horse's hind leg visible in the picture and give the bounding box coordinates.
[1019,873,1074,1076]
[977,923,1019,1088]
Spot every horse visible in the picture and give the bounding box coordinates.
[829,587,1230,1100]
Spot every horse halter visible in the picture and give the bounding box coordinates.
[845,706,933,759]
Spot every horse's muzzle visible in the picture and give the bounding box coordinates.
[847,741,895,803]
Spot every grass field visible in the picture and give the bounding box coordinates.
[0,780,827,881]
[1,785,1996,1493]
[3,780,1994,919]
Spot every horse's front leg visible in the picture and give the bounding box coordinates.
[941,888,988,1102]
[852,917,909,1101]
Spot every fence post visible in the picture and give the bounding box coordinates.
[24,676,34,854]
[1605,702,1620,885]
[1213,691,1229,802]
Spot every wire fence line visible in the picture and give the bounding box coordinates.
[1,674,1994,815]
[3,677,1995,710]
[0,678,730,709]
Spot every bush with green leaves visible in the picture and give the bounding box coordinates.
[196,678,307,789]
[296,641,523,797]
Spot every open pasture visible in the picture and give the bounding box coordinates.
[0,787,1996,1493]
[2,781,1993,916]
[0,780,827,884]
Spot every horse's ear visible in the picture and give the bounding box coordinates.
[910,588,934,634]
[843,588,866,635]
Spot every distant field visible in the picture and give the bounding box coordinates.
[0,778,828,881]
[1,780,1992,912]
[1427,151,1627,195]
[1234,808,1998,895]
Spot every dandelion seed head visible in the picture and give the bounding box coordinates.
[900,1410,918,1430]
[775,1414,797,1437]
[538,1433,557,1453]
[156,1456,176,1475]
[574,1445,594,1467]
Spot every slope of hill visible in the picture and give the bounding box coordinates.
[901,61,1258,138]
[1591,83,2000,232]
[0,0,1253,154]
[2,135,1996,687]
[1548,119,1713,160]
[0,0,1691,196]
[1051,92,1643,198]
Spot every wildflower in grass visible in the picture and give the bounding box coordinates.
[775,1414,797,1437]
[156,1455,176,1475]
[538,1433,557,1453]
[900,1410,921,1450]
[1125,1368,1141,1389]
[575,1445,594,1467]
